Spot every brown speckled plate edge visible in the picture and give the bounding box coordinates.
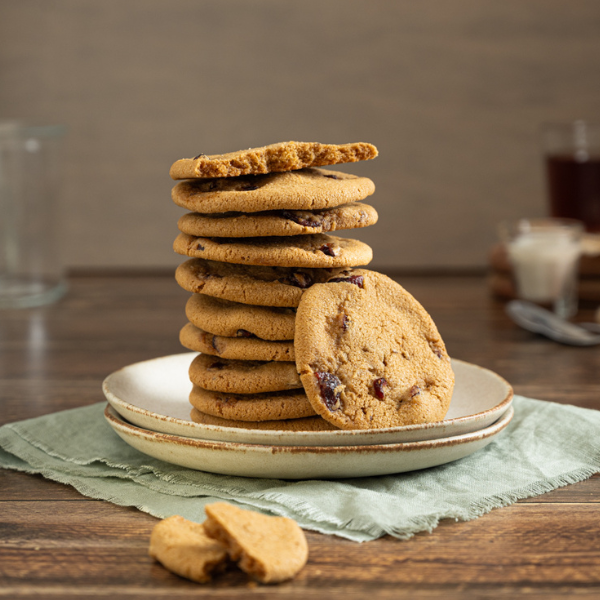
[104,404,514,479]
[102,353,513,447]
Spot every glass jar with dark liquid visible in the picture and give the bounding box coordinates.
[544,121,600,233]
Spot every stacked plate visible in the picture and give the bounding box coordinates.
[103,353,514,480]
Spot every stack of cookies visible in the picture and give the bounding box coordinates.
[169,141,455,431]
[169,142,381,431]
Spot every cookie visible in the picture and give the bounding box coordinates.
[176,258,352,307]
[180,323,295,362]
[295,269,455,430]
[189,353,301,394]
[189,385,315,421]
[171,168,375,213]
[203,502,309,584]
[149,515,227,583]
[169,141,377,179]
[185,294,295,341]
[174,233,373,269]
[190,408,337,431]
[177,202,378,238]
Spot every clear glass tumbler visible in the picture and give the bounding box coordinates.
[0,122,67,308]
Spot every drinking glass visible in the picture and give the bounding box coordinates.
[543,121,600,233]
[0,122,67,308]
[498,218,583,319]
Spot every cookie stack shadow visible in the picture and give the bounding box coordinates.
[168,142,379,431]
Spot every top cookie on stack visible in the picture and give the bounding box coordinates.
[169,141,378,180]
[170,141,379,431]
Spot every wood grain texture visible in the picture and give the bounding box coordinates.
[0,274,599,598]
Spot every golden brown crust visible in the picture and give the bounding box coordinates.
[180,323,295,362]
[173,233,373,269]
[189,353,301,394]
[185,294,296,341]
[294,269,455,430]
[169,141,378,179]
[203,503,309,584]
[175,258,352,308]
[189,385,315,421]
[171,168,375,213]
[149,516,227,583]
[190,407,337,431]
[177,202,378,238]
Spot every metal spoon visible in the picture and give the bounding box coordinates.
[506,300,600,346]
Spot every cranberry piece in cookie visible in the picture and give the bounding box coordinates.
[373,378,388,400]
[236,329,255,338]
[315,372,343,411]
[320,242,338,257]
[282,271,314,289]
[327,274,364,288]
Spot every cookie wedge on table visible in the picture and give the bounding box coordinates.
[295,269,455,430]
[149,516,227,583]
[203,502,309,584]
[169,141,377,179]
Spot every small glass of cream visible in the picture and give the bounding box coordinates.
[498,218,583,319]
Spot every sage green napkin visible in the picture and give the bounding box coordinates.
[1,396,599,542]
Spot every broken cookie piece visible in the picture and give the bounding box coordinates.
[169,141,378,179]
[204,502,308,584]
[149,515,228,583]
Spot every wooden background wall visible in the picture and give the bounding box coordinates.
[2,0,600,271]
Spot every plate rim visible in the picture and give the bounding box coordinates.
[102,352,513,441]
[104,403,514,454]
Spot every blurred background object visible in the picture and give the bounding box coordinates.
[489,234,600,301]
[497,218,583,318]
[543,121,600,233]
[2,0,600,273]
[0,121,67,307]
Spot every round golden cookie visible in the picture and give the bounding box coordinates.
[173,233,373,268]
[177,203,378,238]
[169,141,377,179]
[180,323,295,362]
[189,385,315,421]
[176,258,354,307]
[190,407,337,431]
[189,353,301,394]
[294,269,455,430]
[172,168,375,213]
[185,294,295,341]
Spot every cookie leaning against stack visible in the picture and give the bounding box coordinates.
[295,269,455,430]
[170,141,379,429]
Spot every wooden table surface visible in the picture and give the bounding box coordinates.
[1,274,599,599]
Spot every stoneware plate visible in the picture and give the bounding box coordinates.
[103,353,513,446]
[104,403,514,479]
